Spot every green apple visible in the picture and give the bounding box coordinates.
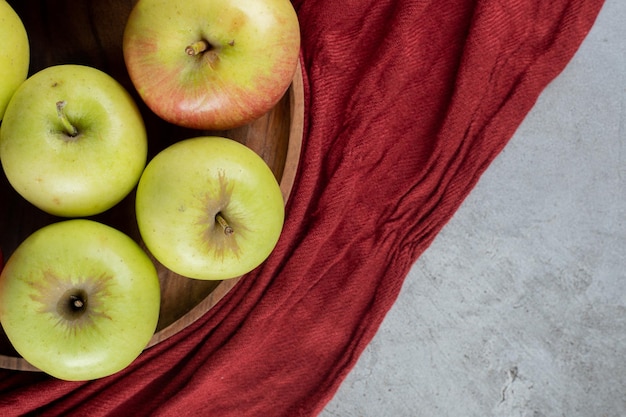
[0,64,147,217]
[0,219,161,381]
[0,0,29,120]
[135,136,285,280]
[122,0,300,130]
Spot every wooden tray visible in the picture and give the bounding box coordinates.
[0,0,304,372]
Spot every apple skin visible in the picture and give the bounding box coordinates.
[122,0,300,130]
[0,0,29,120]
[0,64,147,217]
[0,219,161,381]
[135,136,285,280]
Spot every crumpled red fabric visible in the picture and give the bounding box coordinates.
[0,0,605,415]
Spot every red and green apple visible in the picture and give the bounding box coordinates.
[122,0,301,130]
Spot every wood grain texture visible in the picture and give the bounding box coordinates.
[0,0,304,371]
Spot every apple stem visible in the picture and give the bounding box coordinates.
[56,101,78,137]
[216,213,234,236]
[185,40,210,56]
[70,295,84,310]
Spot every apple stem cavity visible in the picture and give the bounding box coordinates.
[58,289,89,321]
[56,100,79,137]
[216,213,234,236]
[185,40,211,56]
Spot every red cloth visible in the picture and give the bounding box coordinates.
[0,0,605,415]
